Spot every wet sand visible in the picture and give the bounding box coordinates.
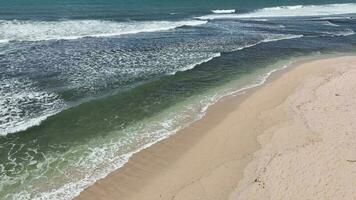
[76,56,356,200]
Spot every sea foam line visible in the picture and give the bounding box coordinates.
[211,9,236,14]
[197,3,356,20]
[0,113,58,136]
[170,53,222,75]
[325,29,355,37]
[170,34,303,75]
[322,21,340,27]
[0,19,207,43]
[0,39,9,44]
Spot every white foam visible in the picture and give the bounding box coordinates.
[0,77,65,136]
[233,34,303,52]
[322,21,340,27]
[325,29,355,36]
[170,53,222,74]
[262,34,304,42]
[169,34,302,75]
[197,3,356,20]
[0,19,207,43]
[0,113,56,136]
[211,9,236,14]
[318,16,353,20]
[0,39,9,43]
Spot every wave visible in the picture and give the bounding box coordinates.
[233,34,304,52]
[0,39,9,44]
[170,34,302,75]
[211,9,235,14]
[0,77,65,136]
[197,3,356,20]
[322,21,340,27]
[318,16,353,20]
[170,53,222,75]
[0,19,207,43]
[262,34,303,42]
[0,113,58,136]
[324,29,355,37]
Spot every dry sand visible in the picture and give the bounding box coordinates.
[76,56,356,200]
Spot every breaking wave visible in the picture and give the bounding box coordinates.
[0,19,207,43]
[211,9,236,14]
[198,3,356,19]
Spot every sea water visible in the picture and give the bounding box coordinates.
[1,1,356,199]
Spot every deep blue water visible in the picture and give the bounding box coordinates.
[1,1,356,199]
[0,0,354,20]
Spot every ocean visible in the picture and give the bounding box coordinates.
[1,1,356,199]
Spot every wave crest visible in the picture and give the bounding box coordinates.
[0,19,207,43]
[198,3,356,20]
[211,9,235,14]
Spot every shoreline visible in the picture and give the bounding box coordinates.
[76,55,356,200]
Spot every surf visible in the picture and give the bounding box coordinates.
[197,3,356,20]
[211,9,236,14]
[0,19,207,43]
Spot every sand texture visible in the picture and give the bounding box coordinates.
[77,56,356,200]
[231,57,356,200]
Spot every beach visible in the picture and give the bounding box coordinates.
[76,56,356,200]
[3,2,356,199]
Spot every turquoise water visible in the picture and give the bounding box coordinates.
[1,1,356,199]
[0,0,353,20]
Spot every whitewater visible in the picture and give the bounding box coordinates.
[0,20,207,43]
[198,3,356,19]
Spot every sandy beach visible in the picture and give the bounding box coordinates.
[76,56,356,200]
